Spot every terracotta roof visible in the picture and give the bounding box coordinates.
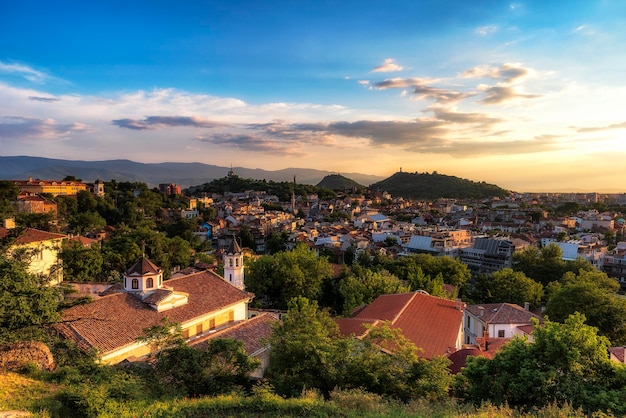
[466,303,542,325]
[190,312,278,355]
[56,270,253,354]
[610,347,626,363]
[125,257,161,276]
[345,292,464,359]
[335,318,378,337]
[68,236,99,246]
[142,288,174,305]
[0,227,66,245]
[447,347,484,374]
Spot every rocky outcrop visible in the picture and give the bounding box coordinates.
[0,342,55,371]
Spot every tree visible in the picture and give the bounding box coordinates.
[61,241,103,282]
[336,264,409,315]
[0,180,18,219]
[238,224,255,249]
[461,313,626,414]
[246,243,333,309]
[384,254,471,291]
[267,297,346,397]
[0,253,60,340]
[68,211,107,234]
[15,212,55,231]
[545,273,626,345]
[470,268,543,308]
[343,321,453,401]
[512,243,567,286]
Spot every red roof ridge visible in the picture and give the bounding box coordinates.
[390,291,419,324]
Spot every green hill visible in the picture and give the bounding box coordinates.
[316,174,364,191]
[370,171,509,200]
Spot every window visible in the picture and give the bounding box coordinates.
[498,330,505,338]
[229,274,232,282]
[146,277,154,288]
[229,258,233,267]
[209,319,216,330]
[132,279,139,289]
[182,329,189,339]
[235,258,239,267]
[196,324,203,335]
[159,275,162,286]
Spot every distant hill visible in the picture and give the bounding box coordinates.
[370,171,510,200]
[0,156,384,188]
[316,174,364,190]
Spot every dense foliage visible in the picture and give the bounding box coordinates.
[460,314,626,414]
[316,174,365,191]
[186,175,337,202]
[369,171,509,200]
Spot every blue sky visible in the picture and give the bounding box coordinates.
[1,1,625,192]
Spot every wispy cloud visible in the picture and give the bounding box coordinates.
[475,25,498,36]
[374,78,472,104]
[0,61,56,84]
[478,86,542,104]
[372,58,404,73]
[574,121,626,133]
[28,96,60,103]
[112,115,228,130]
[460,63,532,84]
[0,116,90,139]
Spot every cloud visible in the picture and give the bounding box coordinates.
[479,86,541,104]
[112,115,228,130]
[0,61,55,84]
[374,78,472,104]
[28,96,60,103]
[372,59,404,73]
[0,116,90,139]
[460,63,531,84]
[195,131,307,156]
[429,107,502,128]
[574,121,626,133]
[475,25,498,36]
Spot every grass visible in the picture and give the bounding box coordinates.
[0,371,60,416]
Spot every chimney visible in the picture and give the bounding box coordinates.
[456,298,464,311]
[478,306,484,318]
[524,302,530,311]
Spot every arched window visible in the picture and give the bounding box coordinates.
[132,278,139,289]
[235,258,239,267]
[229,258,233,267]
[229,274,232,282]
[146,277,154,288]
[159,275,162,286]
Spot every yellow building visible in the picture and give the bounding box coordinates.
[56,257,254,364]
[13,176,87,197]
[0,226,66,285]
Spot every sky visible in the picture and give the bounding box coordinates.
[1,1,625,193]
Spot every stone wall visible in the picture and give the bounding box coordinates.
[0,342,55,371]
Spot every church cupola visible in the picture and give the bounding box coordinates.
[223,237,245,290]
[123,256,163,293]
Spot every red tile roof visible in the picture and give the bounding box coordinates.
[56,270,253,354]
[335,318,378,337]
[190,312,278,355]
[343,291,464,359]
[447,347,484,374]
[0,227,66,245]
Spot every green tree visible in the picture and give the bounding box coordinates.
[471,268,543,308]
[246,243,333,309]
[512,243,567,286]
[545,273,626,345]
[343,321,452,401]
[0,253,60,340]
[68,211,107,235]
[0,180,18,218]
[15,212,55,231]
[238,224,255,249]
[336,264,409,315]
[61,241,103,282]
[461,313,626,413]
[267,297,346,397]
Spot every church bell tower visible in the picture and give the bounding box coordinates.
[223,237,245,290]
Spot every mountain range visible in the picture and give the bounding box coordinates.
[0,156,384,188]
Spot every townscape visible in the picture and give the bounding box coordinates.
[1,169,626,417]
